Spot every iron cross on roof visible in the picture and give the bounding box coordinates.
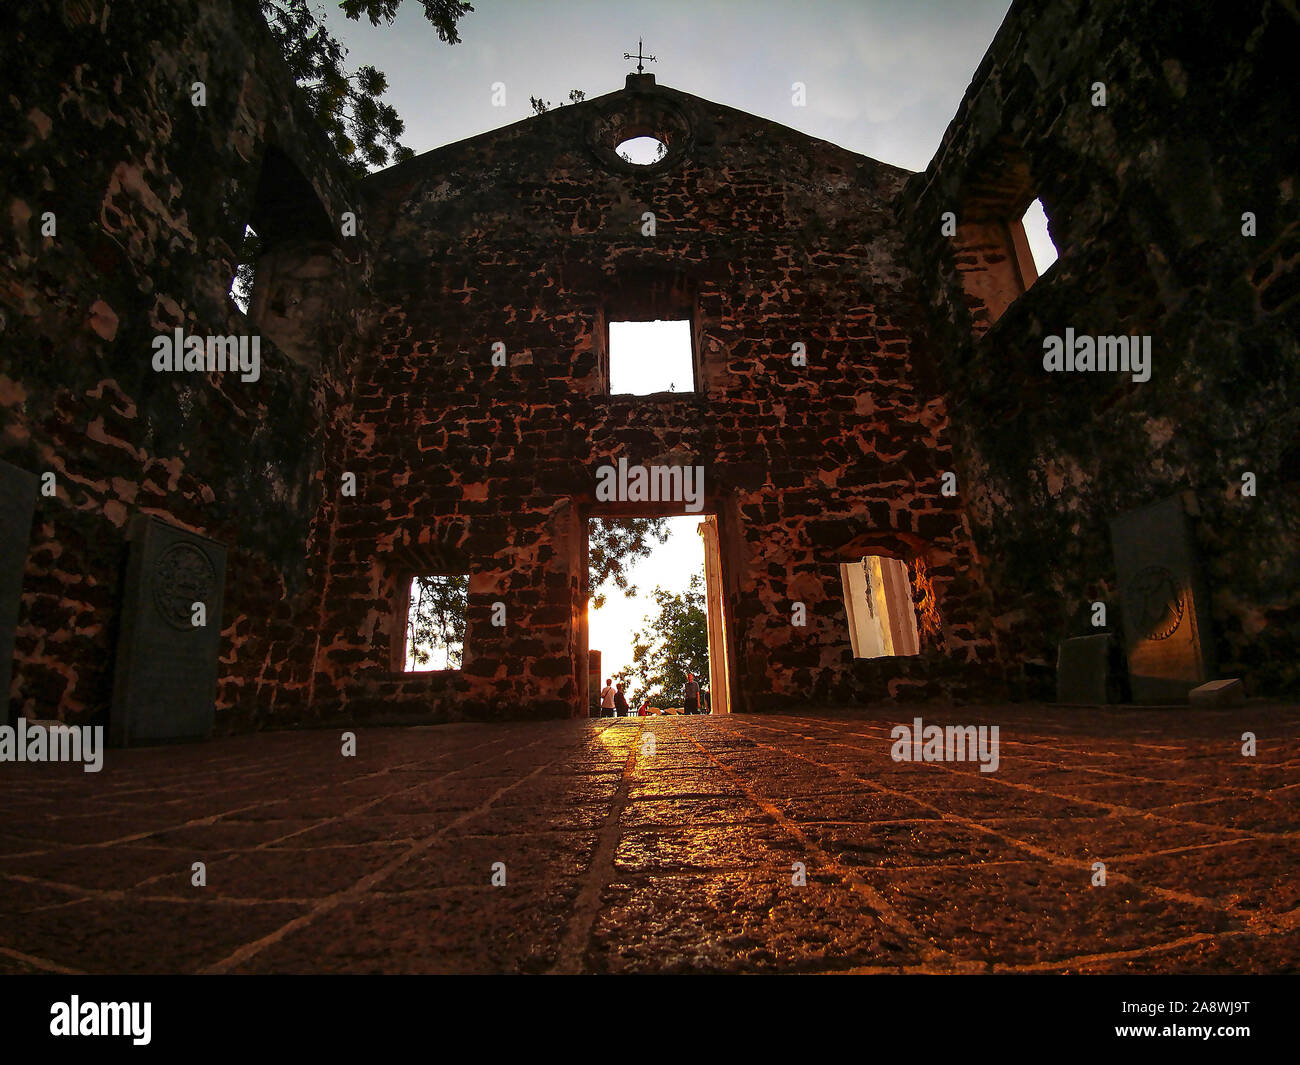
[623,37,657,75]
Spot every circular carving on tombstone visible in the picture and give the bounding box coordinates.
[1126,565,1184,641]
[153,542,216,631]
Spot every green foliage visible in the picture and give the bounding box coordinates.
[231,225,262,310]
[259,0,473,176]
[530,88,587,116]
[615,575,708,706]
[587,517,670,609]
[406,574,468,669]
[339,0,472,38]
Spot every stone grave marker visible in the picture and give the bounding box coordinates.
[110,515,227,745]
[1109,493,1215,703]
[1055,633,1112,705]
[1189,678,1245,707]
[0,459,39,727]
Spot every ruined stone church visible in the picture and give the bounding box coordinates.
[2,0,1296,738]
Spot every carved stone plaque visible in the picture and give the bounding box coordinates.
[1109,494,1215,703]
[110,515,226,745]
[1055,633,1112,705]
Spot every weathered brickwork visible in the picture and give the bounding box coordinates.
[2,0,1294,731]
[315,77,999,720]
[904,0,1300,699]
[0,1,365,728]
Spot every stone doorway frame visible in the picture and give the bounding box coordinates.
[579,501,736,718]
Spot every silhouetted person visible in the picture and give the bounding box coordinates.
[614,683,629,717]
[683,671,699,715]
[600,679,615,717]
[700,688,711,714]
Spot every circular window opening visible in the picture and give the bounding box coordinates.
[615,136,668,166]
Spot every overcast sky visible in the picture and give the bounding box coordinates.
[331,0,1015,173]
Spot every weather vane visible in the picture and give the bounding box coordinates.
[623,37,657,75]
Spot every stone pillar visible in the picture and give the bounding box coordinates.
[587,649,601,715]
[865,556,895,656]
[879,557,921,657]
[699,516,730,714]
[840,560,885,658]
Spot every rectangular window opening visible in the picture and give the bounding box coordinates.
[953,181,1059,334]
[404,574,468,671]
[1019,197,1058,278]
[839,555,921,659]
[609,318,695,395]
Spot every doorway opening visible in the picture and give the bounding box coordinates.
[584,513,731,717]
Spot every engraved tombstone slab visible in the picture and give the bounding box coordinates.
[111,516,226,745]
[1109,494,1215,703]
[1055,633,1113,705]
[0,460,39,727]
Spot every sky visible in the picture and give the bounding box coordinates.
[329,0,1056,261]
[331,0,1014,173]
[588,516,706,686]
[337,1,1054,680]
[609,320,693,394]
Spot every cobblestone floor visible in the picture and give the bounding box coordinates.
[1,704,1297,974]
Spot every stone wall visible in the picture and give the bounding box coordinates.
[8,0,1291,730]
[315,75,1003,721]
[0,0,364,728]
[903,0,1300,697]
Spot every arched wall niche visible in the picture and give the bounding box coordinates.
[241,142,350,369]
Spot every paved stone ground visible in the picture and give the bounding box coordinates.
[1,704,1297,974]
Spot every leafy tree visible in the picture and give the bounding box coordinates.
[258,0,474,176]
[530,88,587,116]
[587,517,670,609]
[236,2,471,302]
[616,575,708,706]
[406,574,468,669]
[231,225,262,311]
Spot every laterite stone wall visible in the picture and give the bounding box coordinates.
[0,0,364,729]
[904,0,1300,698]
[315,78,1003,721]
